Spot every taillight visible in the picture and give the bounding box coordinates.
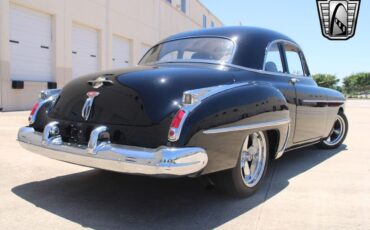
[170,109,185,128]
[168,109,186,142]
[28,102,40,123]
[30,102,39,116]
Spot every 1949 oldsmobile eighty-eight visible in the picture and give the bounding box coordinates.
[17,27,348,197]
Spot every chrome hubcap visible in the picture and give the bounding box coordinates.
[240,131,267,187]
[324,115,346,146]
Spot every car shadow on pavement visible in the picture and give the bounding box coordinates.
[12,145,347,229]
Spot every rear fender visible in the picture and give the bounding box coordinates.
[177,83,290,174]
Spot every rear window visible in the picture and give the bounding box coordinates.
[139,37,235,65]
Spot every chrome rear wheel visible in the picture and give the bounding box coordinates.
[211,131,270,198]
[240,132,267,187]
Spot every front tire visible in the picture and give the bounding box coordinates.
[212,131,270,198]
[317,111,348,149]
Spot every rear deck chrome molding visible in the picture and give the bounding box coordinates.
[18,125,208,177]
[203,118,291,135]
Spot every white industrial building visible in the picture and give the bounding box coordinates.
[0,0,222,111]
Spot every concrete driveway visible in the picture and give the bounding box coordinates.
[0,100,369,230]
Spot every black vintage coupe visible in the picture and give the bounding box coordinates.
[18,27,348,197]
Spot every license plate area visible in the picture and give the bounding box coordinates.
[61,123,93,146]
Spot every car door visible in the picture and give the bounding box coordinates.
[262,42,298,147]
[281,42,328,143]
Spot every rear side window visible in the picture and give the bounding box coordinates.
[264,43,283,73]
[284,44,305,76]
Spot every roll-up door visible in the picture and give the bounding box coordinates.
[72,24,99,78]
[9,4,53,82]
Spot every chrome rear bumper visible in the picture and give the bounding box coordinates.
[17,124,208,177]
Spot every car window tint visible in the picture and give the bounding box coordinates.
[264,43,283,73]
[284,44,304,76]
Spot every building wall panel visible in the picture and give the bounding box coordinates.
[0,0,223,111]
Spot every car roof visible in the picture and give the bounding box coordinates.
[161,26,298,70]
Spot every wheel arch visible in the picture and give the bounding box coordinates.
[266,129,280,160]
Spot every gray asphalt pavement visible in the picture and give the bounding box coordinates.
[0,100,369,229]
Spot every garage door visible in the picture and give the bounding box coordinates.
[72,24,99,78]
[9,4,52,82]
[112,36,131,69]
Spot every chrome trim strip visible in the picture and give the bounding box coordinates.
[168,82,252,142]
[150,60,312,80]
[302,100,345,104]
[284,140,321,153]
[275,123,291,159]
[39,89,61,100]
[203,118,291,135]
[183,82,253,105]
[263,39,302,72]
[29,90,60,125]
[158,35,237,46]
[17,125,208,177]
[224,62,310,78]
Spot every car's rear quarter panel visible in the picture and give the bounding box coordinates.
[178,83,290,174]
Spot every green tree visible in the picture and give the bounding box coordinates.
[312,74,339,89]
[343,73,370,95]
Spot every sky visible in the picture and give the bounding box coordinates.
[200,0,369,82]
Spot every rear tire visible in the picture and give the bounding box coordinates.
[212,131,270,198]
[317,111,348,149]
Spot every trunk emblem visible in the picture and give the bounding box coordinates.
[81,91,100,121]
[88,76,113,89]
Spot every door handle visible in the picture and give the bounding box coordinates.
[289,78,299,85]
